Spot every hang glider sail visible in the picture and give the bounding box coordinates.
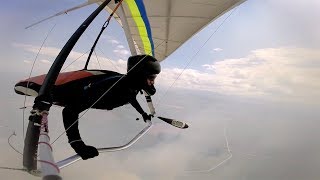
[28,0,245,61]
[112,0,246,61]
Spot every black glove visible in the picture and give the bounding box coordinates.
[70,140,99,160]
[141,112,153,122]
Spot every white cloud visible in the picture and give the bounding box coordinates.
[117,45,125,49]
[158,47,320,104]
[13,43,92,63]
[109,39,120,44]
[40,59,51,64]
[15,43,320,104]
[202,64,215,71]
[113,49,130,56]
[13,43,125,72]
[212,48,223,52]
[13,43,59,57]
[23,60,31,64]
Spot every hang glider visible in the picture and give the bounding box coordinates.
[17,0,246,179]
[27,0,246,61]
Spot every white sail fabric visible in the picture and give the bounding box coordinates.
[26,0,246,61]
[106,0,246,61]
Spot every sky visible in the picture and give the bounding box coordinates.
[1,0,320,179]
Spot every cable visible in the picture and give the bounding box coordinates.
[22,23,56,141]
[185,122,232,173]
[0,125,23,156]
[8,132,23,156]
[155,8,238,109]
[94,50,102,69]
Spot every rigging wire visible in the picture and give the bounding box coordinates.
[0,130,31,172]
[84,0,124,70]
[95,44,121,72]
[61,49,90,71]
[74,31,121,72]
[60,17,121,72]
[93,50,102,69]
[94,43,121,72]
[185,122,232,173]
[0,125,23,158]
[8,132,23,156]
[145,7,238,174]
[22,23,56,142]
[155,8,239,109]
[174,8,238,174]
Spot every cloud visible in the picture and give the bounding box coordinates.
[202,64,215,71]
[15,43,320,104]
[40,59,51,64]
[13,43,126,73]
[13,43,60,58]
[109,39,120,44]
[23,60,31,64]
[117,45,125,49]
[113,49,130,56]
[158,47,320,104]
[212,48,223,52]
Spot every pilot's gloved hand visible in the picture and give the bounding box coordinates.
[70,140,99,160]
[141,112,153,122]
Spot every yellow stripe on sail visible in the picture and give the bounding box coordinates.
[125,0,152,55]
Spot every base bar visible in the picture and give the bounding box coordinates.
[57,120,152,169]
